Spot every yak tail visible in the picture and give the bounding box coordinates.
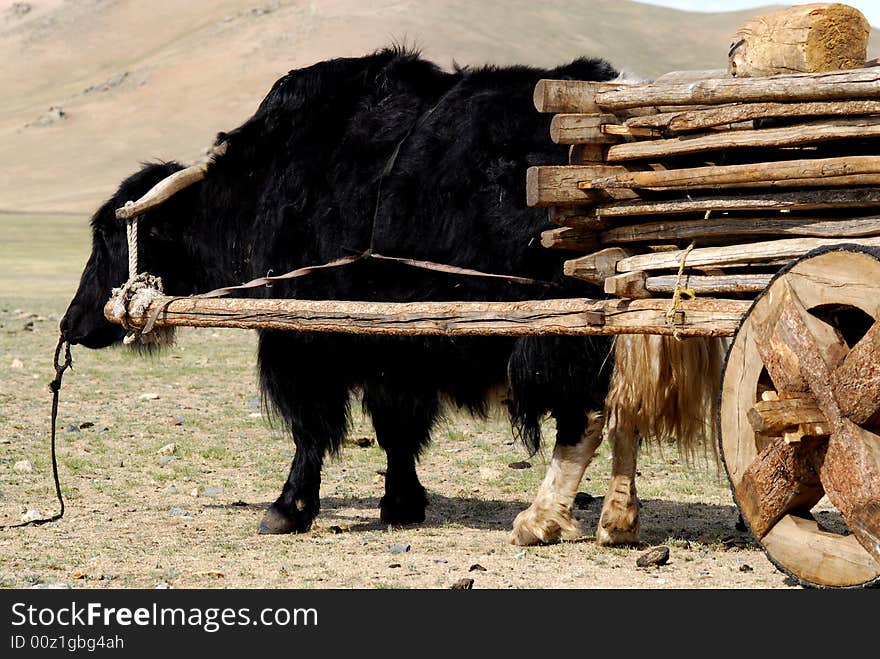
[605,334,727,464]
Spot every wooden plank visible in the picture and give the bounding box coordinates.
[600,297,748,336]
[600,124,659,138]
[526,165,636,207]
[568,144,606,164]
[729,4,870,78]
[606,117,880,162]
[603,271,650,299]
[625,99,880,132]
[583,155,880,191]
[600,215,880,244]
[645,273,772,295]
[734,437,827,538]
[761,514,880,587]
[594,66,880,110]
[564,247,635,285]
[748,394,827,434]
[591,188,880,218]
[540,226,599,251]
[533,79,637,113]
[550,113,619,144]
[548,207,611,230]
[615,236,880,273]
[104,296,749,338]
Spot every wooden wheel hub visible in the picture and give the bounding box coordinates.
[720,246,880,588]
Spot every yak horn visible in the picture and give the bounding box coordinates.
[115,142,228,220]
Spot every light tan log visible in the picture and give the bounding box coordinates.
[591,188,880,218]
[735,437,827,539]
[600,215,880,244]
[593,67,880,111]
[568,144,607,164]
[540,227,599,251]
[115,143,227,220]
[762,514,880,587]
[526,166,635,207]
[550,114,619,144]
[103,296,748,338]
[645,273,772,295]
[748,394,828,434]
[583,155,880,191]
[564,247,635,285]
[729,4,870,78]
[615,236,880,273]
[533,79,638,113]
[606,117,880,162]
[548,207,611,230]
[625,99,880,132]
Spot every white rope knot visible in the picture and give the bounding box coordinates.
[108,273,175,346]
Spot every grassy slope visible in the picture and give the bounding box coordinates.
[2,0,878,213]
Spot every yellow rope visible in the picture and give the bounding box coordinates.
[665,241,696,337]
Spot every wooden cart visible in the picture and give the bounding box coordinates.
[525,41,880,586]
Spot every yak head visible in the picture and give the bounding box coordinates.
[61,161,196,349]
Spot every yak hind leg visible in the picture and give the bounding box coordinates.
[363,383,438,525]
[509,411,604,546]
[596,410,640,546]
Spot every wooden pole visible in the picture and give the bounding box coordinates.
[625,99,880,132]
[589,188,880,218]
[606,117,880,162]
[593,67,880,111]
[599,215,880,244]
[583,155,880,191]
[103,295,748,338]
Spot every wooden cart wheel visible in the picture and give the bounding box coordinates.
[720,245,880,588]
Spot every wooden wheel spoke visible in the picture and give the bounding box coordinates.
[819,425,880,564]
[751,281,848,396]
[734,437,826,539]
[831,320,880,424]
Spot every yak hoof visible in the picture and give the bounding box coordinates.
[595,479,640,546]
[379,490,427,525]
[258,503,312,535]
[509,504,581,546]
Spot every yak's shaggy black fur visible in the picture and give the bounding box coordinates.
[62,48,618,533]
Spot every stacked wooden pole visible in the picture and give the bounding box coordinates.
[529,6,880,316]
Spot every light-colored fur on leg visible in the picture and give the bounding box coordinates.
[509,411,604,546]
[596,409,640,545]
[596,334,726,545]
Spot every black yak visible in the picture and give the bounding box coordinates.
[61,48,723,545]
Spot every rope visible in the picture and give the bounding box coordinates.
[127,217,138,280]
[0,337,70,530]
[665,241,696,339]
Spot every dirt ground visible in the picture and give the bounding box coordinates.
[0,216,804,590]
